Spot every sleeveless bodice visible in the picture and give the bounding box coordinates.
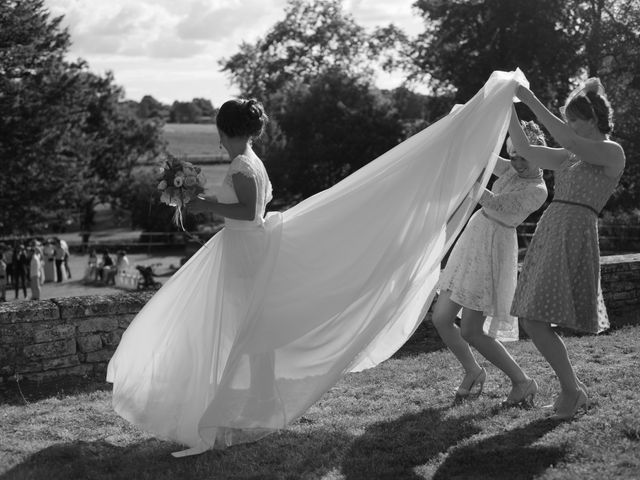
[217,153,273,228]
[554,154,621,213]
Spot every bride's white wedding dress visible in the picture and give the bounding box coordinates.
[107,69,529,454]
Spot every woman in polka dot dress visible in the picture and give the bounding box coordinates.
[509,78,625,420]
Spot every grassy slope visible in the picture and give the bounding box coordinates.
[1,323,639,480]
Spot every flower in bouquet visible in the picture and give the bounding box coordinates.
[157,154,207,229]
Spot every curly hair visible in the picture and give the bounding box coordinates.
[521,120,547,146]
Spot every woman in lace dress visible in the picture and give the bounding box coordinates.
[509,79,625,419]
[108,98,279,456]
[432,121,548,406]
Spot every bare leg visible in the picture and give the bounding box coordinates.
[431,291,483,388]
[521,318,579,393]
[459,309,529,384]
[461,309,537,404]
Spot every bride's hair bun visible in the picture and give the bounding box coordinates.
[216,98,269,139]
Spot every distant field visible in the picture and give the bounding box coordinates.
[162,123,227,162]
[196,163,230,194]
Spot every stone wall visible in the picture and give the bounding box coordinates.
[1,254,639,386]
[0,292,154,386]
[600,253,640,325]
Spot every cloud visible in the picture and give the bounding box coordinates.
[43,0,424,103]
[147,37,208,59]
[176,0,285,42]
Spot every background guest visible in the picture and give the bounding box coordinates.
[43,239,57,282]
[12,244,28,299]
[98,250,114,282]
[29,245,44,300]
[53,237,66,283]
[0,244,7,302]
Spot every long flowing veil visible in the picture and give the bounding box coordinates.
[107,69,529,450]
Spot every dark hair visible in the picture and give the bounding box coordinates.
[562,80,614,135]
[216,98,268,139]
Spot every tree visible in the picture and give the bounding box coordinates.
[169,101,202,123]
[220,0,411,201]
[408,0,585,106]
[220,0,380,108]
[0,0,164,234]
[406,0,640,211]
[269,69,404,201]
[138,95,170,120]
[192,98,216,120]
[575,0,640,210]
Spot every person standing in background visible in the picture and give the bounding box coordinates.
[29,245,44,300]
[43,239,57,282]
[12,245,28,299]
[60,238,72,279]
[0,245,7,302]
[53,238,66,282]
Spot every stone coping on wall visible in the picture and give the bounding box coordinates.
[0,292,155,385]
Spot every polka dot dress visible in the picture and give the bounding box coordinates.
[511,154,621,333]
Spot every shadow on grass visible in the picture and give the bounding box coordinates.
[392,320,446,359]
[341,406,490,480]
[1,408,566,480]
[2,407,494,480]
[432,417,565,480]
[0,432,353,480]
[0,377,112,406]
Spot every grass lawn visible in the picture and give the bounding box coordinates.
[162,123,226,161]
[1,322,639,479]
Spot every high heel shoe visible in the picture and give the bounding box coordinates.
[454,368,486,404]
[502,378,538,408]
[542,380,587,411]
[553,389,588,420]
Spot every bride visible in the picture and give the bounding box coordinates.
[107,70,529,456]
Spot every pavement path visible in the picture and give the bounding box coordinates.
[5,252,183,302]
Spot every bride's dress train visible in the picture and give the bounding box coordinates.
[107,70,529,454]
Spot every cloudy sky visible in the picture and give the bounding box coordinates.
[43,0,425,107]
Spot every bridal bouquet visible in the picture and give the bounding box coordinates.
[157,154,207,229]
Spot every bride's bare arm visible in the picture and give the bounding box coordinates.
[190,173,257,221]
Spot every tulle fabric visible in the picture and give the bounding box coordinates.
[107,69,529,450]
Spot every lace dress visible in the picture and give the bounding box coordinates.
[511,154,622,333]
[438,161,547,340]
[107,153,284,451]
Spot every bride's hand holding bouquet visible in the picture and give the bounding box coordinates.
[188,195,218,214]
[157,154,207,229]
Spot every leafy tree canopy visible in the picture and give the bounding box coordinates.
[405,0,640,210]
[0,0,164,234]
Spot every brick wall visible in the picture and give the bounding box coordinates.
[1,253,639,386]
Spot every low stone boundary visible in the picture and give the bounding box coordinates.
[0,292,154,386]
[600,253,640,325]
[1,254,639,386]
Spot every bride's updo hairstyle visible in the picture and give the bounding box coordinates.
[216,98,269,139]
[561,77,614,135]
